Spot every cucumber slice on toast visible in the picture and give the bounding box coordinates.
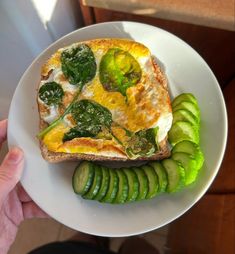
[72,161,95,195]
[172,93,197,108]
[162,159,185,193]
[172,141,204,170]
[101,169,119,203]
[172,152,198,185]
[94,166,110,201]
[114,169,129,204]
[173,101,200,122]
[123,168,139,202]
[149,162,167,193]
[82,165,102,199]
[168,121,199,146]
[132,167,148,200]
[141,165,159,199]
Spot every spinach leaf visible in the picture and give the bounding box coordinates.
[63,99,158,159]
[39,82,64,106]
[38,44,96,138]
[99,48,141,96]
[63,126,97,142]
[71,99,112,128]
[125,127,159,158]
[61,44,96,86]
[63,99,113,141]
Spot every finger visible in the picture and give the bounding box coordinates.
[0,147,24,205]
[22,201,49,219]
[17,184,32,203]
[0,119,7,147]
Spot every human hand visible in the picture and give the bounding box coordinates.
[0,119,47,254]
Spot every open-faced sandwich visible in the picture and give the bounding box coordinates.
[37,39,173,162]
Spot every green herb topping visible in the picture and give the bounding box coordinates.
[99,48,142,96]
[63,99,159,158]
[38,45,96,138]
[63,99,112,141]
[126,127,159,158]
[39,82,64,106]
[61,44,96,86]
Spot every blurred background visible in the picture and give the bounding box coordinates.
[0,0,83,119]
[0,0,234,253]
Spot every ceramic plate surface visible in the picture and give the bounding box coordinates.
[8,22,227,236]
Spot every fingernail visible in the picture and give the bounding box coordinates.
[8,148,23,164]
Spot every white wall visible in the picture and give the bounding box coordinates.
[0,0,83,159]
[0,0,83,119]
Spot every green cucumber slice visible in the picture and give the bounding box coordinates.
[172,152,198,185]
[162,159,185,193]
[173,109,198,127]
[94,166,110,201]
[72,161,95,195]
[168,121,199,146]
[173,101,200,122]
[101,169,119,203]
[149,162,167,193]
[141,165,159,199]
[114,170,129,204]
[172,93,198,108]
[172,141,204,170]
[123,168,139,202]
[132,167,148,200]
[82,165,102,199]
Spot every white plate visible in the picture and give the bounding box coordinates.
[8,21,227,237]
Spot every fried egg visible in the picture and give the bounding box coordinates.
[38,39,172,158]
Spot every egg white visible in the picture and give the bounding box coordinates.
[39,39,173,155]
[41,105,59,124]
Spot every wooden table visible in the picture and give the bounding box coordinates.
[82,0,235,31]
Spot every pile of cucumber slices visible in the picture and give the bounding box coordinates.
[72,93,204,204]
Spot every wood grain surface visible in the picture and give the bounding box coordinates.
[82,0,235,30]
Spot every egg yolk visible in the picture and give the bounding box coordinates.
[81,78,159,132]
[43,123,69,152]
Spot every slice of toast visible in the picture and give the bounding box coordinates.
[37,39,172,162]
[40,137,170,163]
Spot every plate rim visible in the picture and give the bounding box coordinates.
[7,21,228,237]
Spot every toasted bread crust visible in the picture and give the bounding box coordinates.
[40,139,170,163]
[39,118,170,163]
[37,42,171,163]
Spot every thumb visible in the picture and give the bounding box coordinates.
[0,147,24,205]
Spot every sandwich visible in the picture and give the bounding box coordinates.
[37,39,173,162]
